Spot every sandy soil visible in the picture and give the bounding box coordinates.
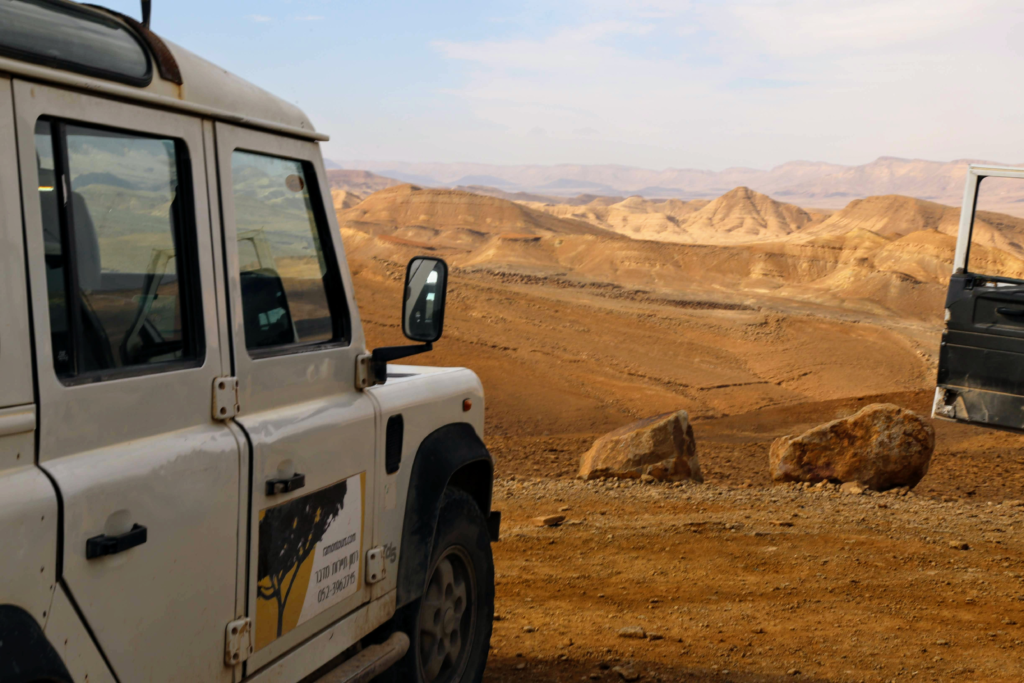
[485,476,1024,683]
[344,216,1024,683]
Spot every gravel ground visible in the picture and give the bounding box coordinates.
[484,476,1024,683]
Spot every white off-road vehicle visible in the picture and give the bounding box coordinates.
[933,164,1024,431]
[0,3,498,682]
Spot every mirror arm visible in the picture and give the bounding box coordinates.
[370,343,433,383]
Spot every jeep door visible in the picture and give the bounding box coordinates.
[15,81,241,683]
[936,165,1024,430]
[213,123,378,673]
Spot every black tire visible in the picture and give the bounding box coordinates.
[382,488,494,683]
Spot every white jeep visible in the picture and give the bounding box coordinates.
[0,3,498,683]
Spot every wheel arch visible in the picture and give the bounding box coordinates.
[0,604,72,683]
[395,422,494,608]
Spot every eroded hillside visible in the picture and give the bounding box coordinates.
[338,183,1024,323]
[335,184,993,455]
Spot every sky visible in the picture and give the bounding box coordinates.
[101,0,1024,171]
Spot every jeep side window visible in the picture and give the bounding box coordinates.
[231,150,348,352]
[34,119,202,380]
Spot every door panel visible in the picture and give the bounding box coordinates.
[213,123,377,673]
[15,81,240,683]
[936,167,1024,430]
[43,429,241,680]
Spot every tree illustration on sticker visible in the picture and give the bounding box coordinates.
[257,479,347,637]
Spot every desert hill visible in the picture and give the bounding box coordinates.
[523,187,812,245]
[800,194,1024,259]
[449,185,620,206]
[675,187,814,242]
[326,169,402,196]
[339,184,1024,322]
[800,195,959,239]
[337,184,614,241]
[521,196,703,242]
[331,189,364,212]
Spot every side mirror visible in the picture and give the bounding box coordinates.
[359,256,450,389]
[402,257,448,343]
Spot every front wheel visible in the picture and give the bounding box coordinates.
[387,488,494,683]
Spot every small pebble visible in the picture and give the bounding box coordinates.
[533,515,565,527]
[618,626,646,639]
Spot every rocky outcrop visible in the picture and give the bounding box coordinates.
[578,410,702,482]
[769,403,934,490]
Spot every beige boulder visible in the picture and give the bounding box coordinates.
[578,410,702,482]
[769,403,934,490]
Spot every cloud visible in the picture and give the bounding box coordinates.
[727,0,1017,56]
[426,0,1024,168]
[434,21,654,72]
[582,0,693,18]
[247,15,272,23]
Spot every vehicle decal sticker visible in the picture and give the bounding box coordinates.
[255,472,364,650]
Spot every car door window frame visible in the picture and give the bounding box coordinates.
[34,117,206,385]
[215,124,366,421]
[954,165,1024,278]
[15,80,224,462]
[229,148,351,359]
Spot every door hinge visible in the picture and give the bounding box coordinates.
[366,546,387,585]
[355,353,379,390]
[224,617,253,666]
[213,376,239,420]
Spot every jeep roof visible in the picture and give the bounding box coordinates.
[0,0,323,140]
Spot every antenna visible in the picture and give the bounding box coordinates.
[141,0,151,29]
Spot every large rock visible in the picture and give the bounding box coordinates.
[769,403,934,490]
[578,410,702,482]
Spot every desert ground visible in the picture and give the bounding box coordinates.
[334,178,1024,682]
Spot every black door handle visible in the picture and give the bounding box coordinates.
[86,524,147,559]
[266,472,305,495]
[997,307,1024,318]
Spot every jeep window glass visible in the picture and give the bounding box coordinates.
[0,0,151,86]
[35,120,200,380]
[968,176,1024,280]
[232,151,346,352]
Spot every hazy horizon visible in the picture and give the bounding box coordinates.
[331,154,1020,174]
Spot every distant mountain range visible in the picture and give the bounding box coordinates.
[328,157,1024,211]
